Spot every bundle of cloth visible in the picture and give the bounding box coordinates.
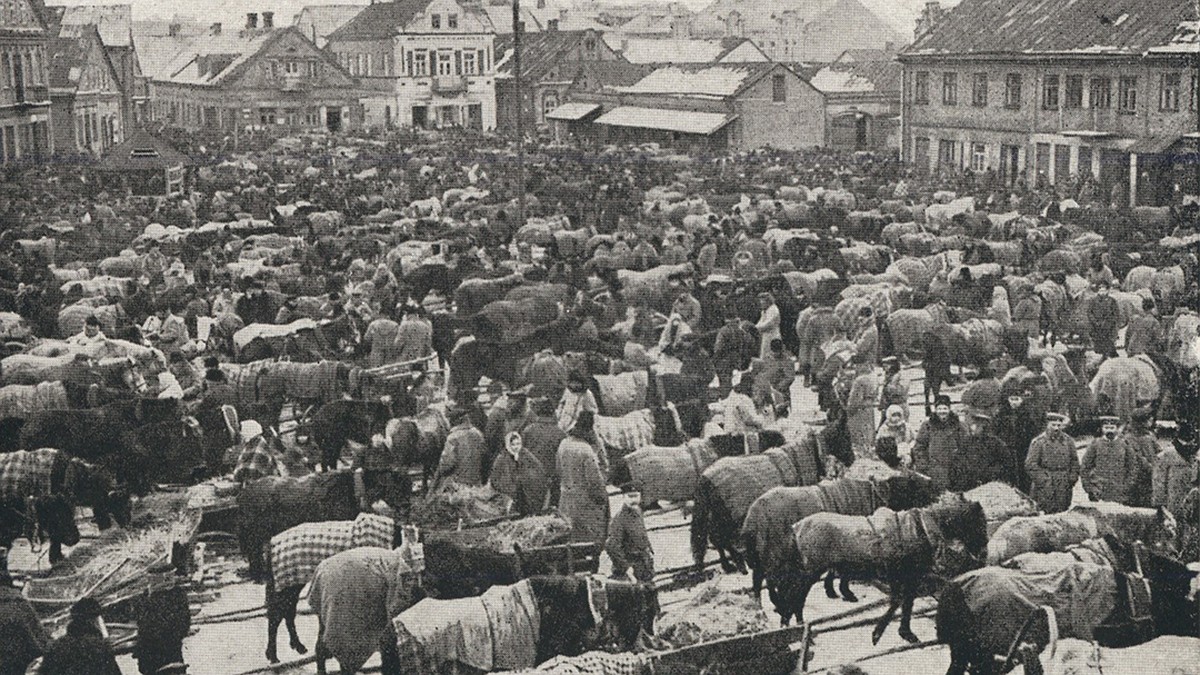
[623,439,717,505]
[594,371,649,418]
[1088,356,1160,421]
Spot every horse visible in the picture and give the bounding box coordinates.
[304,399,394,472]
[385,405,450,492]
[777,495,989,644]
[0,493,80,565]
[741,474,939,619]
[986,503,1180,565]
[935,544,1199,675]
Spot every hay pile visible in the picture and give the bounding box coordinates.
[656,576,771,648]
[965,482,1040,523]
[484,515,572,553]
[411,482,513,529]
[841,459,900,481]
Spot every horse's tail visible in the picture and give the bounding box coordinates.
[690,479,713,572]
[934,580,973,646]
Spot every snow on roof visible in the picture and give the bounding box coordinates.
[612,65,758,98]
[594,106,736,135]
[59,5,133,47]
[545,102,601,121]
[810,67,875,93]
[607,36,727,63]
[159,28,278,86]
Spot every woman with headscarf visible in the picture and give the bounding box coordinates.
[489,431,549,517]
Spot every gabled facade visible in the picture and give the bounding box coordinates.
[294,5,365,48]
[57,5,146,128]
[812,49,902,150]
[0,0,53,162]
[47,22,123,155]
[150,19,364,132]
[899,0,1200,206]
[327,0,497,130]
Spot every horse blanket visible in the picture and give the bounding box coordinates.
[595,410,656,456]
[0,382,68,418]
[0,448,57,500]
[594,371,649,417]
[623,439,716,504]
[1089,357,1159,421]
[395,578,540,671]
[269,513,394,588]
[705,448,800,525]
[955,562,1116,655]
[232,437,279,483]
[793,507,925,571]
[1006,538,1119,573]
[987,512,1104,565]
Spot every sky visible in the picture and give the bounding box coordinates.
[45,0,956,37]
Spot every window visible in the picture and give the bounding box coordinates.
[308,61,318,77]
[772,73,786,102]
[1160,72,1181,111]
[386,53,395,76]
[437,51,453,76]
[1042,74,1059,109]
[1118,76,1137,113]
[1065,74,1083,108]
[259,107,277,125]
[462,50,476,75]
[914,71,929,104]
[284,60,300,75]
[972,73,987,106]
[447,14,458,28]
[938,139,957,168]
[543,91,559,117]
[970,142,987,171]
[1,53,9,88]
[431,13,440,29]
[1090,77,1111,109]
[1193,74,1198,110]
[585,37,596,52]
[413,50,429,76]
[1035,142,1050,176]
[942,72,957,105]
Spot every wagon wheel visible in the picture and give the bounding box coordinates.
[1002,605,1057,674]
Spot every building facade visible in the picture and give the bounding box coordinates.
[900,0,1200,206]
[150,18,364,133]
[812,49,901,150]
[0,0,52,163]
[48,23,123,155]
[327,0,497,131]
[57,5,146,129]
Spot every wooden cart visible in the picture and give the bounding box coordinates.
[649,625,811,675]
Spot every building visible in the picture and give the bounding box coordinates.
[605,35,768,65]
[150,14,364,132]
[689,0,906,63]
[326,0,497,130]
[1,0,53,162]
[294,5,368,48]
[46,19,123,155]
[56,5,146,128]
[558,61,825,151]
[493,28,625,134]
[899,0,1200,205]
[812,48,901,150]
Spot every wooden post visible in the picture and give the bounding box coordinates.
[513,0,526,229]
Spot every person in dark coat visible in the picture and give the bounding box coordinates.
[1081,416,1149,506]
[1119,410,1159,507]
[994,382,1038,492]
[488,431,549,516]
[713,315,753,397]
[950,411,1018,491]
[1025,412,1079,514]
[911,394,967,492]
[435,406,487,488]
[0,564,50,675]
[522,397,567,505]
[485,388,530,478]
[132,582,190,675]
[606,490,654,583]
[1087,282,1121,358]
[556,411,608,547]
[39,598,122,675]
[1124,297,1164,356]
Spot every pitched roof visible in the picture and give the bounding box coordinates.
[325,0,429,41]
[155,26,284,86]
[57,4,133,47]
[294,5,366,45]
[906,0,1197,56]
[605,36,763,64]
[494,30,608,80]
[133,33,194,79]
[814,56,901,95]
[609,62,779,99]
[595,106,737,135]
[98,128,193,171]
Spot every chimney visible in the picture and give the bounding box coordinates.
[168,21,181,36]
[547,18,558,31]
[246,12,258,29]
[884,40,894,52]
[262,11,274,28]
[559,8,567,20]
[211,22,222,35]
[536,0,545,8]
[915,2,945,41]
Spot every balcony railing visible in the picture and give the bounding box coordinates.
[431,75,467,94]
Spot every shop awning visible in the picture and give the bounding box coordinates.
[1060,130,1114,138]
[545,103,601,121]
[1127,135,1181,155]
[594,106,737,136]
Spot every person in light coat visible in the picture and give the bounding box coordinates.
[754,292,781,359]
[1025,412,1080,514]
[556,411,609,546]
[844,360,880,457]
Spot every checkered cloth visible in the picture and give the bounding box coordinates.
[269,513,394,589]
[0,449,58,501]
[233,438,278,483]
[504,651,650,675]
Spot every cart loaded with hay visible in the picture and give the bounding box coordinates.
[964,481,1042,536]
[413,483,601,599]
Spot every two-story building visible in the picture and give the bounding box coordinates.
[899,0,1200,206]
[812,48,902,150]
[57,5,147,129]
[46,18,124,155]
[0,0,52,162]
[326,0,497,130]
[150,14,364,133]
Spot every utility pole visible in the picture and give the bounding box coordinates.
[513,0,526,229]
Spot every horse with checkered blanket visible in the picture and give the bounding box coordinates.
[264,512,400,663]
[0,448,130,565]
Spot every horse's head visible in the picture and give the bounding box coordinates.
[880,473,938,511]
[31,494,80,548]
[929,497,988,579]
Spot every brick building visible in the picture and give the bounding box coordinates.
[899,0,1200,206]
[0,0,52,163]
[326,0,497,131]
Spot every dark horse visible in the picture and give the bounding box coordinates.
[935,541,1200,675]
[740,474,940,622]
[777,495,988,643]
[0,493,80,565]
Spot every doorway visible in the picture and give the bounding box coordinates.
[854,115,868,150]
[1000,145,1020,185]
[325,108,342,133]
[412,105,428,129]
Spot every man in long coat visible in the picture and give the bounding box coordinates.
[1119,410,1159,506]
[1087,282,1121,358]
[911,394,967,491]
[950,411,1018,491]
[1025,412,1079,513]
[994,383,1038,492]
[713,315,753,397]
[435,407,487,487]
[844,360,879,457]
[393,307,433,365]
[556,411,609,547]
[1081,417,1148,506]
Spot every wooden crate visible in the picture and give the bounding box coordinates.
[651,625,810,675]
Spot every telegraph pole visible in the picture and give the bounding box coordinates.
[513,0,526,228]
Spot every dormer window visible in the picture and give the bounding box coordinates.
[447,14,458,28]
[431,14,441,29]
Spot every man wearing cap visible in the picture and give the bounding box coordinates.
[39,598,122,675]
[714,315,755,398]
[556,411,608,547]
[66,315,106,346]
[1025,413,1080,513]
[853,306,879,366]
[994,383,1038,492]
[557,373,598,435]
[0,561,50,675]
[952,411,1017,491]
[671,288,702,333]
[844,359,880,457]
[606,489,654,583]
[1119,410,1159,506]
[523,397,567,506]
[755,292,781,359]
[393,306,433,366]
[911,394,967,491]
[435,406,487,488]
[1124,297,1164,357]
[1081,417,1147,506]
[1087,282,1120,358]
